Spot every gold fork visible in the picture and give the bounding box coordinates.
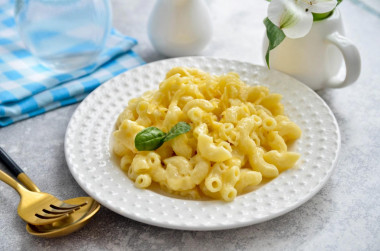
[0,169,86,225]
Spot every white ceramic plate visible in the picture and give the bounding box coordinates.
[65,57,340,231]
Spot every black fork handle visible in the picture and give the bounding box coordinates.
[0,147,23,177]
[0,147,40,192]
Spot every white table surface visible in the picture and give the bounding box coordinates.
[1,0,379,250]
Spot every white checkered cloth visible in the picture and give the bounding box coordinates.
[0,0,145,126]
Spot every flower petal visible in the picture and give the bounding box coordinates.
[296,0,311,10]
[282,11,313,38]
[268,0,314,39]
[268,0,296,27]
[310,0,337,13]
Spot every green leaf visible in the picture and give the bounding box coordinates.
[164,122,191,142]
[264,18,286,68]
[134,122,191,151]
[313,11,333,21]
[135,127,167,151]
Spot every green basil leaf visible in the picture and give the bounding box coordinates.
[163,122,191,142]
[264,17,286,68]
[135,127,167,151]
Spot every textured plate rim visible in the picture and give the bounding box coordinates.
[64,56,341,231]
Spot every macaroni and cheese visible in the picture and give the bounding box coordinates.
[113,67,302,201]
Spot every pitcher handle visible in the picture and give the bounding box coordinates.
[326,32,361,88]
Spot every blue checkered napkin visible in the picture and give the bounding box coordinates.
[0,1,145,127]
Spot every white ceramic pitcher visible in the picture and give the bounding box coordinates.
[148,0,212,57]
[263,10,361,90]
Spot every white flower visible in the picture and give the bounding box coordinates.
[268,0,337,38]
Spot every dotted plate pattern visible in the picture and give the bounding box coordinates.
[65,57,340,231]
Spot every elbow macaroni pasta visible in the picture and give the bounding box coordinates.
[113,67,302,201]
